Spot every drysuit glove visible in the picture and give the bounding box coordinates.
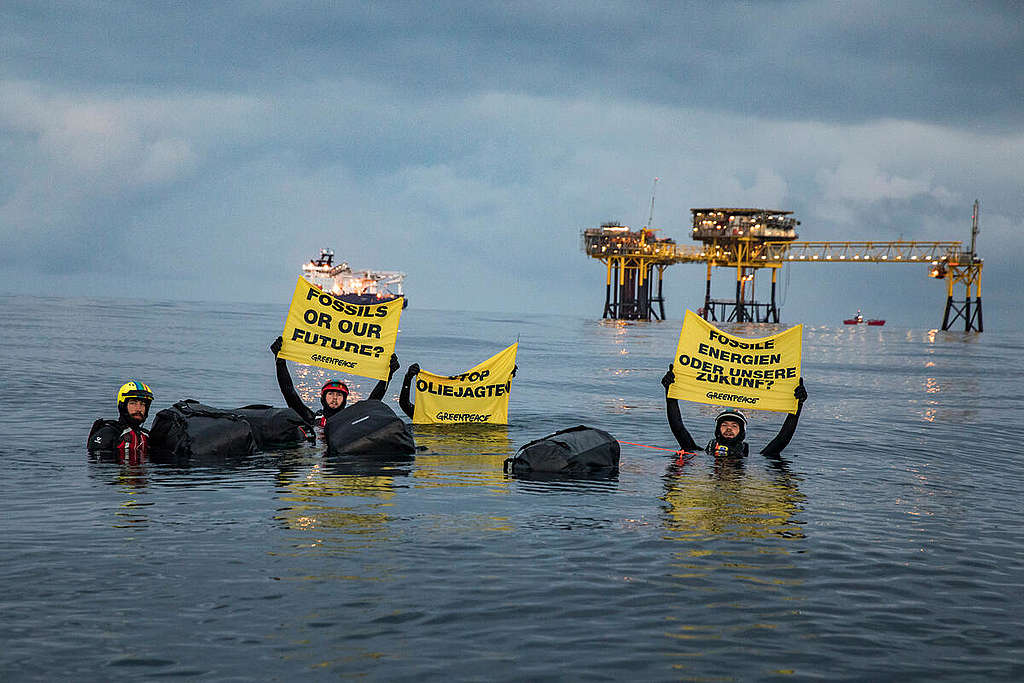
[270,336,283,356]
[389,353,400,376]
[511,364,518,378]
[405,363,420,378]
[661,364,675,392]
[794,377,807,402]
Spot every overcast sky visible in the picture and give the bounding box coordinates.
[2,1,1022,329]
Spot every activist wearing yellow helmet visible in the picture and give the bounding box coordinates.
[117,380,154,427]
[88,379,154,462]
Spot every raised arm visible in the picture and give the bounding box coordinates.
[369,353,400,401]
[663,365,700,452]
[270,336,315,425]
[398,362,419,418]
[760,378,807,458]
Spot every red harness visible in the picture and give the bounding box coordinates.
[116,428,149,464]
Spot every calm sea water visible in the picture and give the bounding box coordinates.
[1,294,1022,681]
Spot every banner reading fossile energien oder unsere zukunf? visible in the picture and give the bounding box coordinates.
[278,277,403,381]
[412,343,518,425]
[668,310,802,414]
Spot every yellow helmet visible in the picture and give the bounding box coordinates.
[117,380,154,408]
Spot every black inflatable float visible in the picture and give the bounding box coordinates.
[325,400,416,458]
[230,404,312,449]
[150,400,257,462]
[504,425,620,476]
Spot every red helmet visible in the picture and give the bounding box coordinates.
[320,380,349,413]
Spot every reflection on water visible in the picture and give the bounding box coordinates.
[413,451,510,489]
[508,474,620,494]
[660,457,806,541]
[88,455,150,491]
[412,425,514,490]
[6,299,1024,680]
[87,458,153,528]
[274,460,408,545]
[657,456,809,669]
[413,424,514,456]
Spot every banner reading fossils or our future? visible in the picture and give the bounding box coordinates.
[278,277,403,381]
[667,310,802,414]
[412,343,518,424]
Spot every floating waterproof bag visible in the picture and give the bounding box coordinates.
[231,404,312,448]
[325,400,416,458]
[149,400,256,462]
[504,425,620,476]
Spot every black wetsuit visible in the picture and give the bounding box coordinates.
[87,418,150,463]
[398,367,416,419]
[665,394,803,459]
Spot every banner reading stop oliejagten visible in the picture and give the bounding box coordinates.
[667,310,802,414]
[412,343,518,424]
[278,277,403,381]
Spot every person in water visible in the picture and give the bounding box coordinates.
[661,366,807,458]
[87,380,154,462]
[270,336,400,430]
[398,361,517,419]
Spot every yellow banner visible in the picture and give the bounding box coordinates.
[667,310,802,414]
[412,343,518,425]
[278,277,403,381]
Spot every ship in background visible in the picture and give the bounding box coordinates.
[301,249,408,308]
[843,309,885,326]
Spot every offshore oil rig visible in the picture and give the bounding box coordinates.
[581,202,984,331]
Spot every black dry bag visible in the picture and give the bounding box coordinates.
[149,400,257,462]
[231,404,312,448]
[325,400,416,458]
[504,425,620,476]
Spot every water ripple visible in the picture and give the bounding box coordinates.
[2,299,1023,680]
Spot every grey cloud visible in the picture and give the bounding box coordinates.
[1,2,1021,327]
[4,2,1022,129]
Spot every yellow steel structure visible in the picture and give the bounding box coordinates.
[702,238,983,330]
[582,224,702,320]
[600,256,668,319]
[758,240,962,263]
[582,205,984,331]
[938,255,984,331]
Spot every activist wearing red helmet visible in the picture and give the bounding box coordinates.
[270,335,400,433]
[320,380,350,414]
